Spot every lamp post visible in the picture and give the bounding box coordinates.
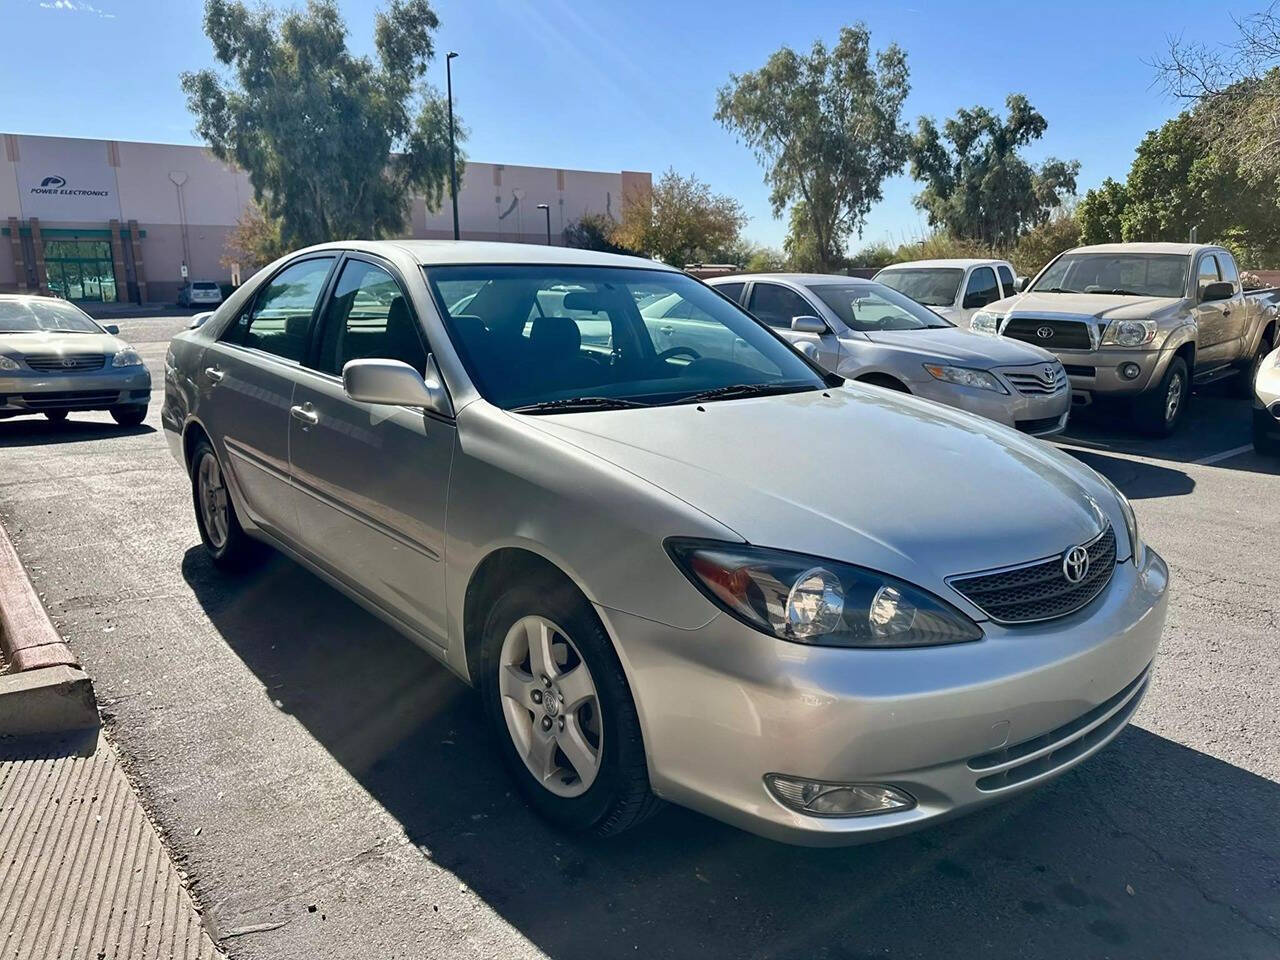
[446,51,460,241]
[536,203,551,245]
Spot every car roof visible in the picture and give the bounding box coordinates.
[876,259,1009,270]
[1067,242,1210,255]
[293,239,677,271]
[706,273,873,286]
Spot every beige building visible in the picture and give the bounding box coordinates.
[1,132,650,304]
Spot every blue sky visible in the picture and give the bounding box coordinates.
[0,0,1247,250]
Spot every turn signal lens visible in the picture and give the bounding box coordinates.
[765,774,916,818]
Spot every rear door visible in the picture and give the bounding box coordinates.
[1214,252,1251,360]
[199,254,336,541]
[1193,253,1232,367]
[288,254,454,646]
[746,281,842,371]
[996,263,1017,299]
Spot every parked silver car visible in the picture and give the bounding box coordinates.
[163,241,1168,845]
[707,273,1071,437]
[0,294,151,425]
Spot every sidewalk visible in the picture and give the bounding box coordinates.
[0,519,222,960]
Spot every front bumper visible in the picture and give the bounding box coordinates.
[0,368,152,416]
[1044,348,1171,403]
[908,376,1071,436]
[602,547,1169,846]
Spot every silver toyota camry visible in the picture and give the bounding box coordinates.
[0,294,151,426]
[162,241,1168,846]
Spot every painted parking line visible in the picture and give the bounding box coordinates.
[1193,444,1255,465]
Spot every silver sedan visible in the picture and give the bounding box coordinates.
[706,273,1071,437]
[0,294,151,425]
[162,241,1167,845]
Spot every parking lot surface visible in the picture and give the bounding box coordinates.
[1,316,1277,959]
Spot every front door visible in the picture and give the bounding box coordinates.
[289,256,454,647]
[746,281,842,370]
[200,255,336,541]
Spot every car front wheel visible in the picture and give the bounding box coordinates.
[110,405,147,427]
[480,577,661,837]
[44,410,68,424]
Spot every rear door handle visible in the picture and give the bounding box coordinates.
[290,403,319,426]
[204,366,224,383]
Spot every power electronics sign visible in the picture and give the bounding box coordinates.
[16,139,121,221]
[29,175,110,199]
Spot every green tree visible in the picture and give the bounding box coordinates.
[220,200,286,272]
[562,213,633,255]
[182,0,460,248]
[1076,178,1128,244]
[909,94,1078,248]
[782,201,830,273]
[1011,211,1081,276]
[612,168,747,267]
[744,246,787,272]
[715,24,910,272]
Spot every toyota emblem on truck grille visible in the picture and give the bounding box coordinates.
[1062,545,1090,584]
[1036,326,1054,340]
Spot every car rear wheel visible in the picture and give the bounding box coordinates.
[190,438,264,571]
[1135,356,1188,437]
[479,577,661,837]
[110,405,147,427]
[44,410,68,424]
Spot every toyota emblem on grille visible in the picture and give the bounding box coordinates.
[60,358,76,368]
[1036,326,1055,340]
[1043,365,1056,381]
[1062,545,1090,584]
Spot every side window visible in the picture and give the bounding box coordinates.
[747,283,816,328]
[1218,253,1240,290]
[962,267,1000,308]
[223,257,335,362]
[997,264,1016,296]
[1198,255,1221,292]
[313,259,427,376]
[715,281,745,304]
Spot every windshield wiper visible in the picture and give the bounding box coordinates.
[1038,287,1078,294]
[510,396,649,414]
[678,382,815,404]
[1093,288,1142,296]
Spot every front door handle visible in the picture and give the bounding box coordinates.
[1222,307,1232,316]
[660,325,675,335]
[204,366,224,383]
[290,403,319,426]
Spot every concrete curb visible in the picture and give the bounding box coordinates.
[0,518,99,732]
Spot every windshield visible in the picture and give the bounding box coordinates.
[0,298,102,334]
[1032,253,1189,298]
[811,282,952,332]
[874,268,963,307]
[426,265,825,410]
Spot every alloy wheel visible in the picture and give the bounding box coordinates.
[197,452,230,550]
[1165,371,1184,423]
[498,615,603,797]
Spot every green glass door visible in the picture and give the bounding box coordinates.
[44,239,117,303]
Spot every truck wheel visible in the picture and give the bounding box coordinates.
[1135,356,1188,437]
[1238,335,1273,398]
[1254,407,1280,456]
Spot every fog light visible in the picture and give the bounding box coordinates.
[1120,362,1141,380]
[765,774,916,818]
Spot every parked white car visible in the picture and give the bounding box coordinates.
[707,273,1070,437]
[1253,344,1280,454]
[177,281,224,308]
[874,259,1020,329]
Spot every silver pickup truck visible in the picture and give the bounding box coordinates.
[972,243,1278,435]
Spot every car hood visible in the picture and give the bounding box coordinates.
[520,386,1117,592]
[861,326,1056,367]
[0,331,123,357]
[993,291,1189,321]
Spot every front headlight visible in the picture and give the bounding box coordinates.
[1097,475,1143,565]
[922,364,1009,394]
[666,539,984,647]
[970,311,1003,335]
[111,347,143,368]
[0,355,20,372]
[1101,319,1158,347]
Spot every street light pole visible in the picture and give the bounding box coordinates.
[446,51,460,241]
[536,203,551,245]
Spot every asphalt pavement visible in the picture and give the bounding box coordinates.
[0,316,1277,959]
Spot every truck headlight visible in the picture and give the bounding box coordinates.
[666,539,984,647]
[111,347,144,368]
[0,355,19,372]
[970,311,1003,336]
[922,364,1009,394]
[1101,319,1158,347]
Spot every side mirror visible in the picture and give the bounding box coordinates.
[342,355,453,417]
[102,323,120,335]
[1201,280,1234,302]
[1014,276,1029,293]
[189,312,213,330]
[796,341,820,361]
[790,315,827,334]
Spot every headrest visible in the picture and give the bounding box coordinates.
[386,296,411,329]
[285,314,310,338]
[530,316,581,355]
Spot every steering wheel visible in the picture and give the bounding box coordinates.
[656,345,701,363]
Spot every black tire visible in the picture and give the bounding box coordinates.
[110,405,147,427]
[1254,407,1280,456]
[1238,335,1273,398]
[1135,356,1189,437]
[44,410,68,424]
[189,438,266,572]
[479,576,661,837]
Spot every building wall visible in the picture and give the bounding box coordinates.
[0,132,650,302]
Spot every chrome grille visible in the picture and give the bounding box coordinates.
[1003,317,1092,350]
[948,525,1117,624]
[1000,364,1068,396]
[24,353,107,372]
